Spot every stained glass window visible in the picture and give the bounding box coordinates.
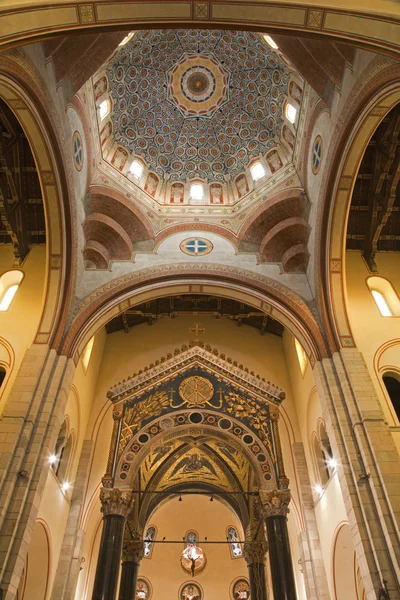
[180,238,213,256]
[227,526,243,558]
[143,526,156,558]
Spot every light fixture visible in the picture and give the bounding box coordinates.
[62,482,70,492]
[328,457,337,469]
[178,495,182,502]
[210,495,214,502]
[263,34,278,50]
[250,162,266,181]
[314,484,323,496]
[49,454,57,465]
[286,103,297,124]
[129,160,144,179]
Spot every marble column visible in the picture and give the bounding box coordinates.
[92,488,134,600]
[262,490,297,600]
[243,532,268,600]
[118,537,144,600]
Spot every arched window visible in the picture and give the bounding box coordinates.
[51,420,73,486]
[286,102,297,124]
[82,336,94,372]
[119,31,135,46]
[250,161,265,181]
[312,422,335,491]
[367,276,400,316]
[129,159,144,179]
[263,34,278,49]
[184,530,198,558]
[190,183,204,201]
[0,366,6,388]
[99,99,110,120]
[383,373,400,421]
[0,270,23,311]
[295,338,307,376]
[227,526,243,558]
[143,525,156,558]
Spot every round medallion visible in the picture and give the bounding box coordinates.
[180,545,207,576]
[231,577,250,599]
[180,237,213,256]
[168,54,229,117]
[72,131,83,171]
[179,581,203,600]
[179,376,214,407]
[136,577,152,599]
[311,135,323,175]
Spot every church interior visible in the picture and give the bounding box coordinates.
[0,2,399,599]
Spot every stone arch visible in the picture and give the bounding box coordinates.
[332,522,359,600]
[60,265,328,363]
[319,68,400,351]
[20,519,51,600]
[154,223,238,250]
[0,3,399,57]
[0,61,70,348]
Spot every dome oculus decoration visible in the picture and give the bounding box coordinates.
[107,29,292,184]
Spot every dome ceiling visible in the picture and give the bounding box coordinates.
[107,29,292,184]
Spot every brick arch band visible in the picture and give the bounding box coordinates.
[60,265,328,363]
[0,66,71,347]
[0,2,399,57]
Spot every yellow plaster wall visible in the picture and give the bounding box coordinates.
[346,252,400,451]
[0,246,46,414]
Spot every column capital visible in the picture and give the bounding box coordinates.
[243,538,268,565]
[122,538,145,563]
[99,488,134,518]
[260,489,291,518]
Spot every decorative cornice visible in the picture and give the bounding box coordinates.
[260,489,291,518]
[99,488,134,517]
[107,342,285,405]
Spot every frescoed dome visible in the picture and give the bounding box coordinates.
[107,29,292,183]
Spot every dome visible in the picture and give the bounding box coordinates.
[103,29,297,190]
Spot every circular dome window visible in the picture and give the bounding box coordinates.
[180,237,213,256]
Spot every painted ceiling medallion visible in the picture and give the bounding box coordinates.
[107,29,291,183]
[168,54,229,117]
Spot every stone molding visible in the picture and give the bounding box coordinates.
[99,488,134,517]
[260,489,291,517]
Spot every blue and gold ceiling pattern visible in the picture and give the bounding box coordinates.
[107,29,291,183]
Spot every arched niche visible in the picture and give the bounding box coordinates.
[20,520,51,600]
[332,523,359,600]
[0,67,69,349]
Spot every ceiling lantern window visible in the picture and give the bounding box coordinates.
[286,103,297,125]
[0,270,24,311]
[119,32,135,46]
[263,34,278,49]
[190,183,204,201]
[99,100,110,120]
[250,162,266,181]
[129,160,144,179]
[371,290,392,317]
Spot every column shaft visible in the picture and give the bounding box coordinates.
[266,516,297,600]
[118,561,140,600]
[247,561,268,600]
[92,515,125,600]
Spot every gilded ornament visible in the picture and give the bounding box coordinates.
[99,488,134,517]
[178,375,214,407]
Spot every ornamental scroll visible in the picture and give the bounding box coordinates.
[104,363,286,486]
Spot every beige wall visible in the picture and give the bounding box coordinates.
[0,246,46,413]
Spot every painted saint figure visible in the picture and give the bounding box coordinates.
[181,583,201,600]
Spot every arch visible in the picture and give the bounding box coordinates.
[0,3,399,57]
[0,58,70,348]
[366,276,400,317]
[332,522,358,600]
[154,223,238,250]
[61,265,328,364]
[382,372,400,422]
[21,519,51,600]
[319,63,400,351]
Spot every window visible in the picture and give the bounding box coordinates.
[263,34,278,49]
[312,421,334,489]
[119,32,135,46]
[383,374,400,421]
[129,160,144,179]
[143,526,156,558]
[82,336,94,372]
[227,526,243,558]
[180,237,213,257]
[0,270,23,311]
[286,103,297,124]
[371,290,392,317]
[0,366,6,388]
[99,100,109,120]
[295,338,307,376]
[367,277,400,316]
[184,530,198,557]
[190,183,204,201]
[51,419,73,487]
[250,161,266,181]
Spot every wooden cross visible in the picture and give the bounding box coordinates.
[189,322,205,340]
